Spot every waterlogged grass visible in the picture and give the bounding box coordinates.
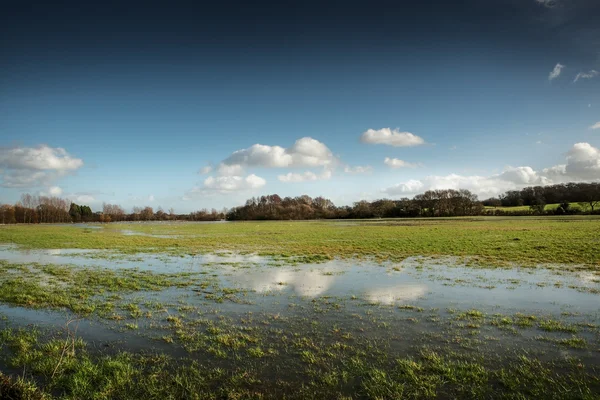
[0,327,598,400]
[1,218,600,398]
[1,216,600,265]
[0,260,203,315]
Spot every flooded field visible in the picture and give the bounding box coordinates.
[0,220,599,398]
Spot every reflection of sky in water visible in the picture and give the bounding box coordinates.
[219,262,428,302]
[120,230,182,239]
[0,245,598,312]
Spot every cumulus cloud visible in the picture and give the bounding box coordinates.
[382,142,600,198]
[384,157,420,168]
[0,145,84,188]
[360,128,426,147]
[48,186,63,196]
[198,165,213,174]
[590,122,600,130]
[497,166,547,185]
[221,137,335,170]
[383,180,424,195]
[205,174,266,192]
[563,142,600,180]
[574,70,598,82]
[216,163,244,176]
[187,174,266,196]
[278,169,332,183]
[73,194,96,203]
[344,165,373,174]
[548,63,564,80]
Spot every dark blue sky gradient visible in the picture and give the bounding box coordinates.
[1,0,599,210]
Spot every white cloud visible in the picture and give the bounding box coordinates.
[0,145,83,171]
[278,171,318,183]
[216,163,244,176]
[74,194,95,203]
[278,169,332,183]
[48,186,63,196]
[221,137,335,169]
[542,164,566,177]
[381,142,600,198]
[548,63,564,80]
[360,128,426,147]
[384,157,420,168]
[188,174,266,196]
[344,165,373,174]
[0,145,84,188]
[199,165,213,174]
[148,195,155,202]
[563,142,600,180]
[383,180,424,195]
[497,166,545,185]
[574,70,598,83]
[589,121,600,130]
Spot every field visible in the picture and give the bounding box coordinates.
[484,203,588,212]
[0,217,599,399]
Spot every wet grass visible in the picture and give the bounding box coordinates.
[1,218,600,398]
[1,216,600,266]
[0,260,205,315]
[0,326,598,400]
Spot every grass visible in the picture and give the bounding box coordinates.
[0,260,202,315]
[1,216,600,266]
[484,203,588,212]
[0,218,599,398]
[0,327,597,399]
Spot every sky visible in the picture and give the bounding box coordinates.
[1,0,600,213]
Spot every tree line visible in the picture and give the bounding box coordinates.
[226,189,483,220]
[482,182,600,212]
[1,181,599,224]
[0,194,226,224]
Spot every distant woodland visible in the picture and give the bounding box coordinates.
[1,182,599,224]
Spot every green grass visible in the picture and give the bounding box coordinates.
[1,216,600,266]
[484,203,588,212]
[0,328,598,400]
[1,218,600,398]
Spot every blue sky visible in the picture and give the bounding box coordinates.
[1,0,599,212]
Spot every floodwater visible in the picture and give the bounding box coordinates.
[1,245,599,314]
[0,244,599,368]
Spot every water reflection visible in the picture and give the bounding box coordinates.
[225,268,337,297]
[0,245,598,311]
[364,285,428,305]
[120,230,182,239]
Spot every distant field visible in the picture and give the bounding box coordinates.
[484,203,587,212]
[1,216,599,266]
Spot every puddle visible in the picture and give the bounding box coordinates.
[120,229,183,239]
[56,223,104,229]
[0,245,598,315]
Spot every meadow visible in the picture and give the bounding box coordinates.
[0,217,599,399]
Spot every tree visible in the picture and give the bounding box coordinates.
[69,203,82,222]
[529,196,546,214]
[580,183,600,211]
[140,207,154,221]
